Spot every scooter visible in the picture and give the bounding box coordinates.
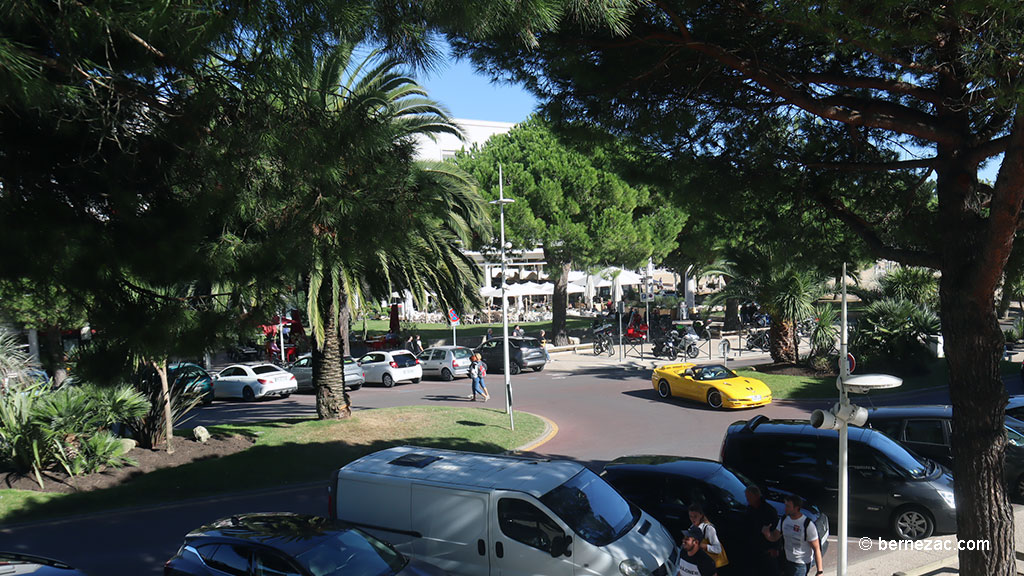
[652,331,681,360]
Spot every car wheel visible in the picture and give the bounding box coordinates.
[411,378,421,383]
[891,507,934,540]
[382,373,395,388]
[657,379,672,399]
[707,389,724,409]
[509,362,522,376]
[441,368,454,381]
[532,365,543,372]
[242,387,256,402]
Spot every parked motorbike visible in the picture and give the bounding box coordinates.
[652,331,681,360]
[592,322,616,357]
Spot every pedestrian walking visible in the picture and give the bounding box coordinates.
[412,334,424,355]
[762,495,823,576]
[741,485,781,576]
[688,504,728,571]
[678,526,717,576]
[467,353,489,402]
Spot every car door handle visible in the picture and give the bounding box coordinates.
[495,541,504,558]
[478,539,485,556]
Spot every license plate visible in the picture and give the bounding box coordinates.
[751,395,762,401]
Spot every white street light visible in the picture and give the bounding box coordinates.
[490,165,515,431]
[810,263,901,576]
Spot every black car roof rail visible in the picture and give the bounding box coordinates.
[743,414,770,432]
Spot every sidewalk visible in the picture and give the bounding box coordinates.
[542,333,778,373]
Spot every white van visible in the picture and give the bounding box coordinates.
[328,446,679,576]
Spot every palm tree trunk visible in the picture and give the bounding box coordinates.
[43,326,68,387]
[769,319,796,363]
[723,298,741,331]
[151,359,174,454]
[313,281,351,420]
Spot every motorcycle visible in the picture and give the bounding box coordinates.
[652,331,681,360]
[592,322,616,357]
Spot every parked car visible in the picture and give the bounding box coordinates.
[213,364,297,401]
[473,337,547,375]
[1005,394,1024,422]
[358,350,422,387]
[329,446,678,576]
[722,415,957,540]
[163,512,447,576]
[600,456,828,558]
[652,362,772,409]
[416,346,473,381]
[0,552,89,575]
[865,405,1024,500]
[168,362,214,405]
[288,353,365,392]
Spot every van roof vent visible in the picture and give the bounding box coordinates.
[389,453,442,468]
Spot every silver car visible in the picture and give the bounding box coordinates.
[416,346,473,380]
[288,354,365,392]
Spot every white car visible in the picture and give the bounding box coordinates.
[213,363,297,401]
[417,346,473,380]
[358,350,422,387]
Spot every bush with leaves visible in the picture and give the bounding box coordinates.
[809,304,839,357]
[850,298,940,369]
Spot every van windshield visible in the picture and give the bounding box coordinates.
[540,469,639,546]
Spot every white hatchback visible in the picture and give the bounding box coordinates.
[213,363,297,401]
[417,346,473,380]
[358,350,423,388]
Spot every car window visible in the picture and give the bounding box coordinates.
[520,338,541,348]
[870,419,905,440]
[603,472,659,506]
[775,439,818,468]
[481,340,497,349]
[1007,425,1024,448]
[253,549,302,576]
[867,433,929,478]
[294,357,311,368]
[221,367,244,377]
[431,350,446,361]
[498,498,564,554]
[452,348,472,359]
[904,419,947,445]
[295,528,407,576]
[360,353,383,364]
[207,544,250,576]
[664,477,699,508]
[417,351,432,361]
[253,365,284,375]
[392,353,416,367]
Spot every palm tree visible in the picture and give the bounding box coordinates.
[285,44,488,419]
[706,253,823,363]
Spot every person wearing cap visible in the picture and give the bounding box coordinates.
[677,526,717,576]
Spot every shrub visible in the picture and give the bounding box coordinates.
[850,298,940,369]
[809,305,839,356]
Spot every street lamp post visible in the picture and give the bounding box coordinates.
[491,165,515,431]
[810,263,901,576]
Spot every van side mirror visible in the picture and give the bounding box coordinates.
[550,534,572,557]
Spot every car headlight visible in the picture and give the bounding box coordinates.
[938,489,955,508]
[619,559,652,576]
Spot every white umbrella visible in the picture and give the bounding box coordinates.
[604,267,644,285]
[480,286,502,298]
[567,282,585,295]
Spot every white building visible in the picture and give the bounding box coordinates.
[414,118,515,162]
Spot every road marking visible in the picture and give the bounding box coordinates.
[514,413,559,452]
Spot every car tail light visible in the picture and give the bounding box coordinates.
[257,378,270,384]
[289,375,296,381]
[415,359,420,365]
[452,360,458,368]
[390,361,398,368]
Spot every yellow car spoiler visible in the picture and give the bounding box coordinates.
[659,362,695,373]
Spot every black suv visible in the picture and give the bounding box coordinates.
[164,513,446,576]
[866,405,1024,500]
[474,337,547,375]
[722,415,957,540]
[601,456,828,558]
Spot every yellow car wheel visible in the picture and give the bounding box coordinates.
[657,379,672,399]
[707,388,723,409]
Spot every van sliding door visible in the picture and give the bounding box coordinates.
[489,492,575,576]
[411,484,491,576]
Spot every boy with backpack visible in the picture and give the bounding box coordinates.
[762,494,823,576]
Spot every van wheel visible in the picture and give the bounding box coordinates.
[441,368,454,381]
[509,362,522,376]
[242,387,255,402]
[707,389,724,409]
[891,506,934,540]
[657,379,672,399]
[382,374,395,388]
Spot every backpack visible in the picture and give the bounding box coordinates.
[478,362,487,378]
[777,516,821,547]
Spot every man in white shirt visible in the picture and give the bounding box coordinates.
[762,494,823,576]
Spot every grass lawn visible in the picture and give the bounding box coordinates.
[736,359,1020,400]
[0,406,545,525]
[356,317,595,346]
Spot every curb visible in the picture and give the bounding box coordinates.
[513,412,559,453]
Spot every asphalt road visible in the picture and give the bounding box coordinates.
[2,362,913,575]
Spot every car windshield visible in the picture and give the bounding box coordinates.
[696,365,737,380]
[706,466,751,508]
[452,348,472,359]
[252,365,283,375]
[540,469,639,546]
[869,431,929,478]
[520,338,541,349]
[295,528,408,576]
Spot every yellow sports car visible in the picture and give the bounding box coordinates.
[652,362,772,409]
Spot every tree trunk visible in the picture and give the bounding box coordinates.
[768,318,795,363]
[313,280,351,420]
[338,300,351,358]
[151,360,174,454]
[550,259,572,346]
[723,298,741,331]
[42,325,67,386]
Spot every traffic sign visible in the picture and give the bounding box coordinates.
[448,308,460,325]
[843,352,856,374]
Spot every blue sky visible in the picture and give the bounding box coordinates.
[420,57,538,123]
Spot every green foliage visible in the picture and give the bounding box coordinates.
[850,299,940,368]
[810,304,839,356]
[877,266,939,310]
